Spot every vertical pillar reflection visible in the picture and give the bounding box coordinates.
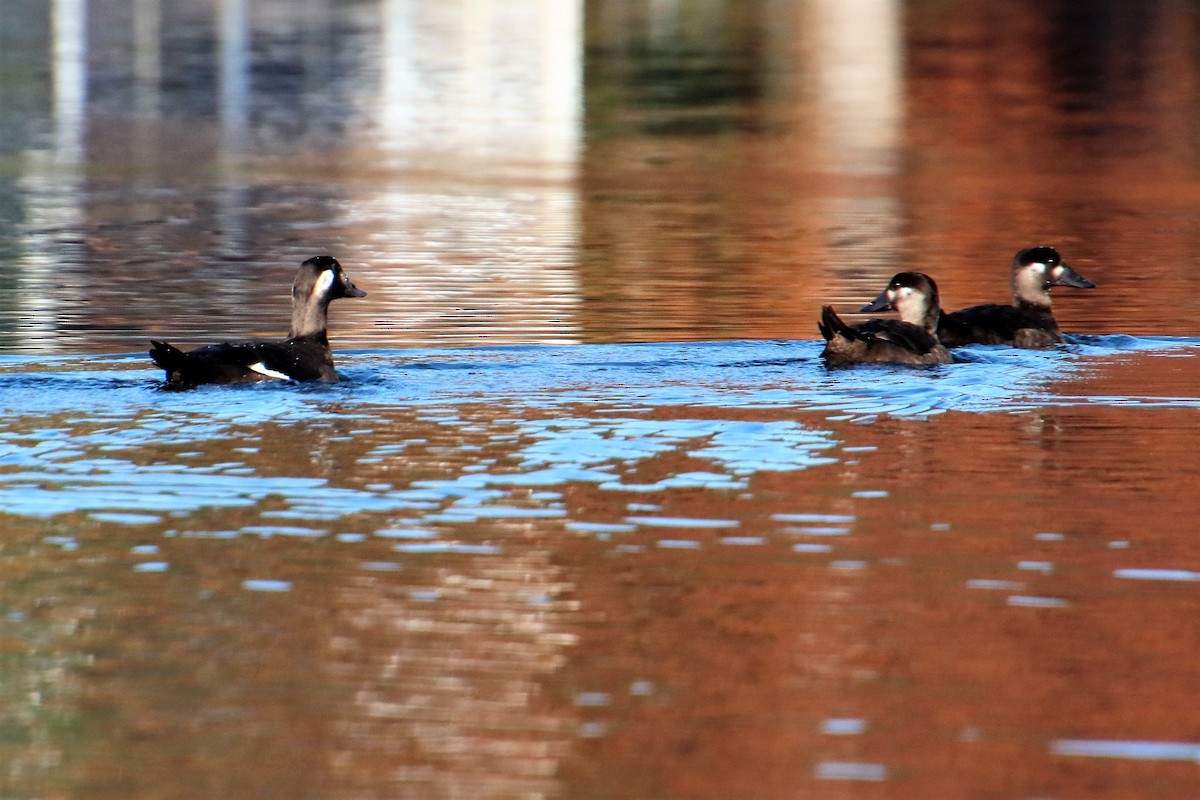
[646,0,681,44]
[807,0,902,177]
[538,0,583,174]
[15,0,89,351]
[379,0,581,171]
[378,0,415,149]
[52,0,87,162]
[805,0,905,272]
[133,0,162,118]
[131,0,162,223]
[219,0,250,137]
[217,0,250,258]
[371,0,583,346]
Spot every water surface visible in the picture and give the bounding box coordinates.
[3,2,1200,799]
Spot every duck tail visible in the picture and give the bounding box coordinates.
[150,335,196,381]
[818,305,857,342]
[149,340,204,389]
[149,340,186,371]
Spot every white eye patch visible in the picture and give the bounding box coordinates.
[310,269,336,301]
[1050,265,1065,279]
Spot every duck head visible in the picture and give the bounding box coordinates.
[860,271,942,332]
[1011,246,1095,309]
[290,256,367,338]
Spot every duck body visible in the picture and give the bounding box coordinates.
[149,255,366,389]
[149,333,339,386]
[939,246,1094,349]
[937,303,1063,349]
[818,272,952,366]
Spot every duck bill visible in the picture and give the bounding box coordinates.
[859,289,894,313]
[1051,263,1095,289]
[340,278,368,298]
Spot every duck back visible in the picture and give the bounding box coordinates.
[938,304,1061,349]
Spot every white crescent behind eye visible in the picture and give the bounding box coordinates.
[310,269,336,300]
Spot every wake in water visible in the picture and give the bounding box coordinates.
[0,334,1195,417]
[0,335,1194,521]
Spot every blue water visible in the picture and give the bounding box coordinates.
[0,335,1194,524]
[3,335,1199,800]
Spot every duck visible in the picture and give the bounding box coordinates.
[937,246,1095,349]
[818,272,952,366]
[149,255,367,388]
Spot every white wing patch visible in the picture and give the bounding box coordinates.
[248,362,291,380]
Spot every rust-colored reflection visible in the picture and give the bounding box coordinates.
[1,346,1199,798]
[4,1,1200,352]
[0,404,584,799]
[3,0,1200,798]
[579,0,1200,342]
[551,393,1200,798]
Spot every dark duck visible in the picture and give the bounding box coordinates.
[150,255,367,388]
[818,272,952,366]
[937,246,1095,349]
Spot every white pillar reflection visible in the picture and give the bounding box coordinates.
[806,0,903,177]
[51,0,88,162]
[378,0,417,146]
[370,0,583,346]
[804,0,905,273]
[379,0,581,171]
[131,0,163,224]
[646,0,682,44]
[217,0,251,258]
[219,0,250,137]
[537,0,583,173]
[132,0,162,119]
[15,0,89,352]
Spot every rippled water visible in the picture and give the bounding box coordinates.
[5,0,1200,798]
[5,335,1200,798]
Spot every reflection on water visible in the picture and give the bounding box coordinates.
[5,1,1200,798]
[2,0,585,353]
[3,337,1200,798]
[4,0,1200,352]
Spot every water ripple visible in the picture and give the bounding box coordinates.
[0,337,1196,522]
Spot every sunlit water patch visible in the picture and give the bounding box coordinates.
[1051,739,1200,761]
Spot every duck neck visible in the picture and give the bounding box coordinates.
[290,300,330,341]
[920,303,940,334]
[1012,269,1052,312]
[895,293,940,333]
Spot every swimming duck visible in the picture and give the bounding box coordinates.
[149,255,367,388]
[818,272,952,366]
[937,246,1095,349]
